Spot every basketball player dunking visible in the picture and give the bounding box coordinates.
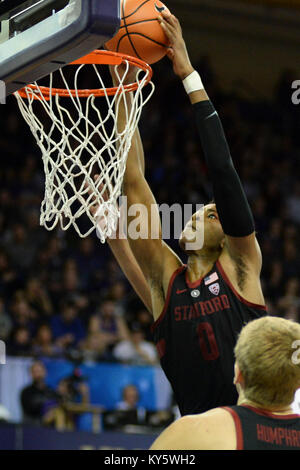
[104,11,267,416]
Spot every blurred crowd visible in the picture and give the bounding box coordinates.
[0,56,300,367]
[17,360,175,431]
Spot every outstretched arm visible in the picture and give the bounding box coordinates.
[159,12,261,272]
[105,109,153,314]
[107,65,181,319]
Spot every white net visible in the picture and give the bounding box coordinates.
[14,58,154,241]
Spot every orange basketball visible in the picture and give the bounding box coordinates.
[105,0,171,65]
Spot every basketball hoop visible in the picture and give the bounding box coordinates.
[14,50,155,241]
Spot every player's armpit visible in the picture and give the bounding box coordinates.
[108,237,182,317]
[225,233,263,274]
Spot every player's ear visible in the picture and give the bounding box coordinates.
[233,362,243,386]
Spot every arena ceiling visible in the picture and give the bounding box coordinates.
[171,0,300,12]
[170,0,300,47]
[167,0,300,100]
[237,0,300,9]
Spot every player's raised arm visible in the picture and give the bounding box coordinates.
[105,108,152,315]
[109,65,181,318]
[159,12,261,273]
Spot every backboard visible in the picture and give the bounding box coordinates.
[0,0,120,95]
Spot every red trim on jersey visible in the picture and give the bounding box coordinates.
[216,260,267,311]
[241,404,300,420]
[151,265,185,332]
[222,406,244,450]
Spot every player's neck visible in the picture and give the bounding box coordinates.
[238,396,295,415]
[187,252,219,281]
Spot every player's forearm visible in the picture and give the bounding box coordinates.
[180,68,254,237]
[158,12,254,237]
[116,90,145,187]
[192,97,255,237]
[176,64,255,236]
[123,130,145,190]
[106,120,151,312]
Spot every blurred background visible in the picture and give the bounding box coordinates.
[0,0,300,449]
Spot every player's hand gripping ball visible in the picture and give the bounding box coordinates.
[105,0,171,64]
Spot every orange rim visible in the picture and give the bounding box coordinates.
[17,50,153,99]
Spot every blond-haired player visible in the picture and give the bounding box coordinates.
[150,316,300,450]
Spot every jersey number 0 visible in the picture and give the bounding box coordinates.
[197,323,220,361]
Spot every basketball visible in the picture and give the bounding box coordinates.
[105,0,171,65]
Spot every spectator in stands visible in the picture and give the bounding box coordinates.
[265,260,284,302]
[0,249,21,301]
[134,308,154,342]
[34,237,66,309]
[104,384,146,429]
[10,297,36,335]
[106,259,125,284]
[113,326,158,365]
[24,277,53,317]
[59,369,90,405]
[95,297,130,351]
[51,298,85,350]
[24,208,48,250]
[0,297,12,341]
[31,324,63,358]
[3,223,36,270]
[278,278,300,314]
[117,384,143,411]
[43,369,90,430]
[8,326,32,356]
[282,240,300,279]
[20,361,58,425]
[61,259,83,300]
[71,293,91,323]
[108,281,128,317]
[79,315,113,362]
[73,238,101,289]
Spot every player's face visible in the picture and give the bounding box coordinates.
[179,204,225,254]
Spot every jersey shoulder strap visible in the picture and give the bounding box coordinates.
[221,406,244,450]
